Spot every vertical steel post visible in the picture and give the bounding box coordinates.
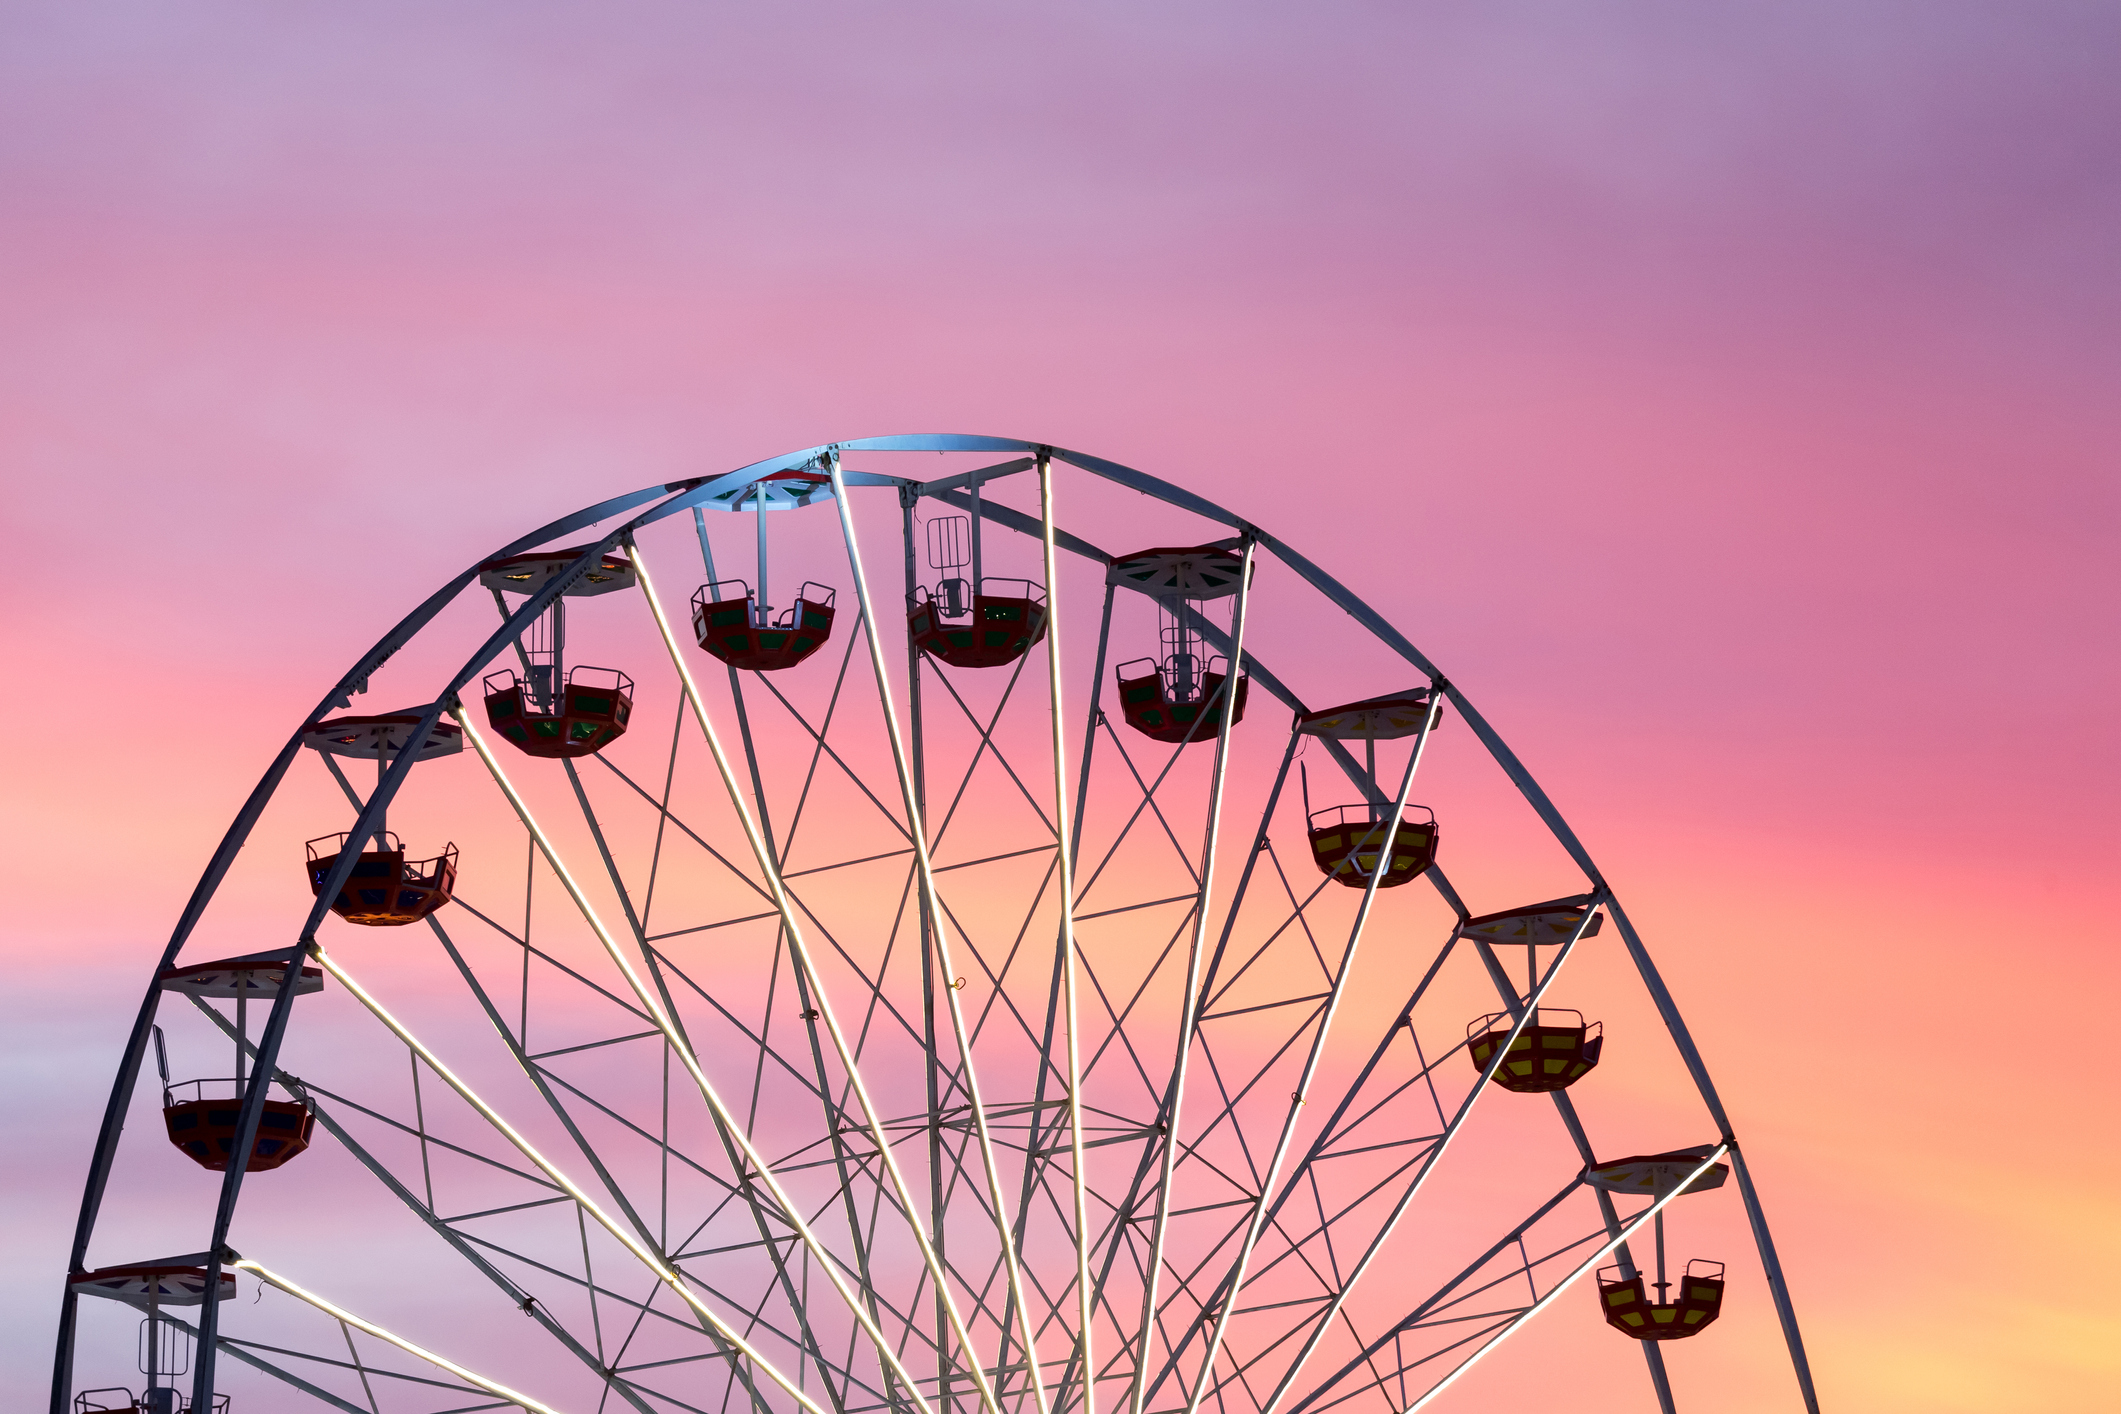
[1070,584,1117,862]
[1004,576,1115,1402]
[693,506,718,586]
[1176,693,1442,1414]
[970,475,984,594]
[1125,536,1257,1414]
[638,523,1012,1414]
[902,487,957,1414]
[823,455,1047,1414]
[755,481,770,626]
[145,1286,160,1406]
[1037,450,1099,1414]
[454,702,936,1413]
[551,595,568,700]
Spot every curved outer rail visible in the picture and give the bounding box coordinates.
[56,435,1818,1414]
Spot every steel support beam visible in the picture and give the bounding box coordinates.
[829,455,1051,1414]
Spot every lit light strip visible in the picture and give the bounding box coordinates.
[451,696,941,1414]
[1125,534,1258,1414]
[1406,1144,1732,1411]
[309,947,825,1414]
[828,453,1051,1414]
[1181,692,1444,1414]
[1037,450,1096,1414]
[631,522,1007,1414]
[231,1258,565,1413]
[1254,893,1608,1414]
[182,991,661,1414]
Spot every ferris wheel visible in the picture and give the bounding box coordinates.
[53,437,1821,1414]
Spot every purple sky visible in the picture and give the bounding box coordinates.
[4,4,2118,1410]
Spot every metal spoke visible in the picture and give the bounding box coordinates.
[1034,451,1100,1414]
[1168,696,1442,1414]
[921,643,1057,845]
[749,635,918,854]
[1405,1147,1730,1411]
[310,944,829,1413]
[635,531,1008,1414]
[831,455,1054,1414]
[185,995,665,1414]
[159,1313,376,1414]
[452,700,939,1414]
[236,1259,565,1414]
[1125,539,1257,1414]
[1251,898,1605,1414]
[559,752,868,1414]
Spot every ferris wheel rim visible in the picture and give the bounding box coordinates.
[55,435,1819,1414]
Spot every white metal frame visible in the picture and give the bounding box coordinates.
[56,437,1815,1414]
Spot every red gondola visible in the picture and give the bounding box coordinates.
[690,469,839,672]
[1115,662,1249,744]
[161,1081,315,1172]
[911,588,1046,667]
[478,548,639,758]
[153,956,324,1172]
[911,580,1047,668]
[482,666,633,758]
[305,831,456,926]
[910,505,1048,668]
[1106,543,1253,746]
[1291,690,1443,885]
[692,580,837,671]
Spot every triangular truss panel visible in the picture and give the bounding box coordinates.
[57,439,1816,1414]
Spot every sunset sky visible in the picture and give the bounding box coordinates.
[4,3,2117,1411]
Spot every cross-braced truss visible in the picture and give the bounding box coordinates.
[57,439,1818,1414]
